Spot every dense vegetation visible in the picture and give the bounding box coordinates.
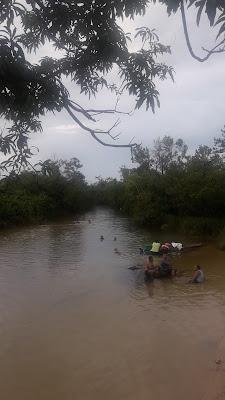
[93,130,225,240]
[2,131,225,244]
[0,158,93,228]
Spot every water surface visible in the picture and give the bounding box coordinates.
[0,208,225,400]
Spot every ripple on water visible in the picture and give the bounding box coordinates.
[0,208,225,400]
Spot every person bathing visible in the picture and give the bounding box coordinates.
[189,265,204,283]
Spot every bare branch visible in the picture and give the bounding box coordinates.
[129,136,135,145]
[181,0,225,62]
[65,104,94,134]
[202,43,225,55]
[69,100,133,119]
[86,108,133,117]
[94,118,120,135]
[64,104,138,148]
[69,101,96,122]
[90,131,137,148]
[112,133,121,140]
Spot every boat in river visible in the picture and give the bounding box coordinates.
[140,243,203,256]
[182,243,203,251]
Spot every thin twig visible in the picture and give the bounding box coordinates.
[86,108,133,116]
[181,0,225,62]
[90,131,137,148]
[65,104,137,148]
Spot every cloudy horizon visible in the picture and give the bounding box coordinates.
[28,3,225,182]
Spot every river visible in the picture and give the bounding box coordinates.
[0,207,225,400]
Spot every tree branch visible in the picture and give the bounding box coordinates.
[69,100,133,118]
[64,103,137,148]
[85,108,133,117]
[90,131,137,148]
[180,0,225,62]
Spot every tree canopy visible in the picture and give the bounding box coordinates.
[0,0,224,168]
[2,130,225,238]
[95,131,225,237]
[0,0,173,168]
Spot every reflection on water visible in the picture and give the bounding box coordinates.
[0,207,225,400]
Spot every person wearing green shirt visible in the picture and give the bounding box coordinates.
[151,241,161,254]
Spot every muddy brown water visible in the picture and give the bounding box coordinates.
[0,207,225,400]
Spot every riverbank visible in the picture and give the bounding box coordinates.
[105,207,225,249]
[0,169,94,229]
[1,202,225,252]
[1,168,225,250]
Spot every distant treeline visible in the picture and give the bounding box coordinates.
[2,132,225,245]
[0,158,93,228]
[93,130,225,244]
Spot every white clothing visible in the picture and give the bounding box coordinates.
[171,242,183,251]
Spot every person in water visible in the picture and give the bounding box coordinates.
[159,253,172,276]
[144,256,156,279]
[114,248,121,255]
[190,265,204,283]
[139,247,144,255]
[150,241,161,254]
[161,242,171,253]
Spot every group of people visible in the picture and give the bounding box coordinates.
[144,254,204,283]
[144,253,175,280]
[140,241,183,256]
[100,235,117,241]
[150,240,183,254]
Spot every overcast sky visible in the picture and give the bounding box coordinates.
[29,3,225,182]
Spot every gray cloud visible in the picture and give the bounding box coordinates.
[28,3,225,181]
